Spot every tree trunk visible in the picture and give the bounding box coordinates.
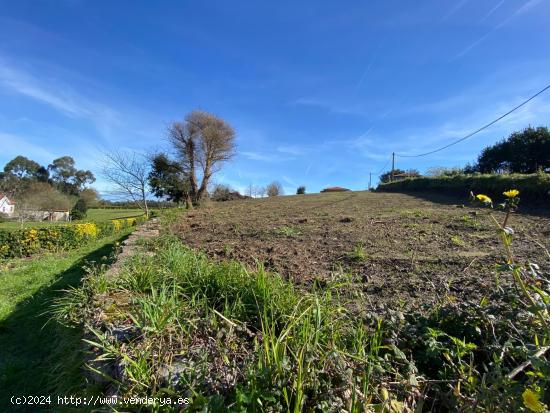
[195,167,211,205]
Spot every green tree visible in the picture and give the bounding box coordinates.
[296,186,306,194]
[474,126,550,173]
[70,198,88,220]
[1,156,49,197]
[148,153,190,203]
[48,156,95,195]
[4,155,48,180]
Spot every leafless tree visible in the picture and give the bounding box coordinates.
[256,186,267,198]
[168,110,236,206]
[102,151,150,217]
[266,181,283,197]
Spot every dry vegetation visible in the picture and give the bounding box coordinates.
[172,191,550,311]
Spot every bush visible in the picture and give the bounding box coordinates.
[377,172,550,200]
[70,198,88,220]
[210,184,244,201]
[266,181,283,197]
[0,215,147,259]
[296,186,306,195]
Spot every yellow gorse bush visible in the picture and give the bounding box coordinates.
[1,213,147,259]
[74,223,99,239]
[112,219,122,231]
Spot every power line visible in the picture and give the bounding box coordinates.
[376,156,391,176]
[395,83,550,158]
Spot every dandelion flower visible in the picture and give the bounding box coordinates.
[476,194,492,204]
[523,388,545,413]
[503,189,520,198]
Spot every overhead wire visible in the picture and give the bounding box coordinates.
[395,83,550,158]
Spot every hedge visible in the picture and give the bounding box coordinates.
[0,215,147,259]
[377,172,550,200]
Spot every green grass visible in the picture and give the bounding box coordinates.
[0,208,144,230]
[0,230,132,412]
[58,235,383,411]
[273,225,300,237]
[86,208,144,222]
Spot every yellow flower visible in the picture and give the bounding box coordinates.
[476,194,492,204]
[503,189,520,198]
[523,388,545,413]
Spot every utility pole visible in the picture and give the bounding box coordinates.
[391,152,395,182]
[368,172,372,190]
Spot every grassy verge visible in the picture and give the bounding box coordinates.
[377,172,550,200]
[55,201,550,412]
[0,230,132,412]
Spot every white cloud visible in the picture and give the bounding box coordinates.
[292,97,364,116]
[441,0,470,21]
[240,151,273,161]
[479,0,505,22]
[276,145,305,155]
[0,58,121,140]
[453,0,544,59]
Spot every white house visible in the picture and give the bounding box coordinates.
[0,193,15,216]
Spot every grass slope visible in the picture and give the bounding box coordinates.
[0,230,132,412]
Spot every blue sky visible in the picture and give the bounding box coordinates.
[1,0,549,195]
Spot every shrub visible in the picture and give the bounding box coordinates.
[0,215,147,259]
[266,181,283,197]
[296,186,306,195]
[377,172,550,200]
[70,198,88,220]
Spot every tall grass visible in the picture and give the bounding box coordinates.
[57,235,385,411]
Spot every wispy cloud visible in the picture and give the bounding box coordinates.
[479,0,505,22]
[0,57,121,139]
[282,175,299,187]
[355,51,378,91]
[441,0,470,21]
[292,97,363,116]
[240,151,294,163]
[276,145,305,156]
[240,151,271,161]
[453,0,544,59]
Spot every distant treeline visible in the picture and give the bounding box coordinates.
[96,200,180,209]
[377,172,550,200]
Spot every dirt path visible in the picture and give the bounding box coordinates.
[104,217,160,278]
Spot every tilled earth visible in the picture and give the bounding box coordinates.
[172,191,550,311]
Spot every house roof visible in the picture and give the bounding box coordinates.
[0,193,15,204]
[321,186,351,192]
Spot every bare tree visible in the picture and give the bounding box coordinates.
[168,110,236,206]
[102,151,150,218]
[256,186,267,198]
[266,181,283,197]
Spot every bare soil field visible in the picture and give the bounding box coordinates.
[173,191,550,312]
